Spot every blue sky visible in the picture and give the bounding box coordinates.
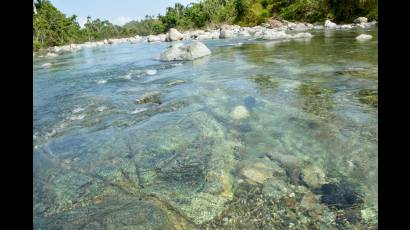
[50,0,198,27]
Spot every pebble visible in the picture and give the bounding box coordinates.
[231,105,250,120]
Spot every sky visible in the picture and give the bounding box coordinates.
[50,0,199,27]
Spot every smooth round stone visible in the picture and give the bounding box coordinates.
[230,105,250,120]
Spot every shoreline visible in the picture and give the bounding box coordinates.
[34,18,377,56]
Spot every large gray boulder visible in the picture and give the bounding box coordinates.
[166,28,183,41]
[159,41,211,61]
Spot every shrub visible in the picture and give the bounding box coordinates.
[279,0,326,23]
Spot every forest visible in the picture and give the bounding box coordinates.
[33,0,378,51]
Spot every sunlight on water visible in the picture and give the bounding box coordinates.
[33,28,377,229]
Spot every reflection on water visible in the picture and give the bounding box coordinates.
[33,28,378,229]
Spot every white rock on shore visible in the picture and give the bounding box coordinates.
[290,23,308,31]
[238,29,251,37]
[289,32,313,39]
[45,52,58,57]
[166,28,184,42]
[219,28,235,39]
[313,25,324,30]
[147,34,166,43]
[324,20,337,28]
[356,34,372,41]
[40,19,377,53]
[159,41,211,61]
[354,17,368,24]
[340,24,354,29]
[261,30,289,40]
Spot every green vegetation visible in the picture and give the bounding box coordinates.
[123,16,165,36]
[33,0,131,51]
[33,0,378,51]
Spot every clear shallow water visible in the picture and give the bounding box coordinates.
[33,28,378,229]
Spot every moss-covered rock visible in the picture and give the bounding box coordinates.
[301,164,327,189]
[252,74,279,90]
[298,83,335,119]
[239,160,286,184]
[356,89,378,108]
[135,91,161,104]
[201,181,337,229]
[337,66,378,80]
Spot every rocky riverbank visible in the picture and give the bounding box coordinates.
[34,17,377,57]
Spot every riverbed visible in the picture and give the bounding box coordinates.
[33,27,378,229]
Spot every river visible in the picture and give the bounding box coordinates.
[33,28,378,229]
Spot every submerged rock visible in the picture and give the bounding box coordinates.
[318,180,363,209]
[243,96,256,110]
[252,74,278,89]
[135,91,161,104]
[356,34,372,41]
[298,83,335,119]
[237,123,252,133]
[145,69,157,75]
[230,105,250,120]
[240,161,285,184]
[301,165,327,189]
[159,41,211,61]
[361,207,378,225]
[167,79,186,86]
[41,63,52,68]
[356,89,377,107]
[262,178,290,200]
[34,196,189,229]
[266,152,305,185]
[179,192,230,225]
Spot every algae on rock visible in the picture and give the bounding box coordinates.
[298,83,335,119]
[252,74,279,91]
[356,89,378,108]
